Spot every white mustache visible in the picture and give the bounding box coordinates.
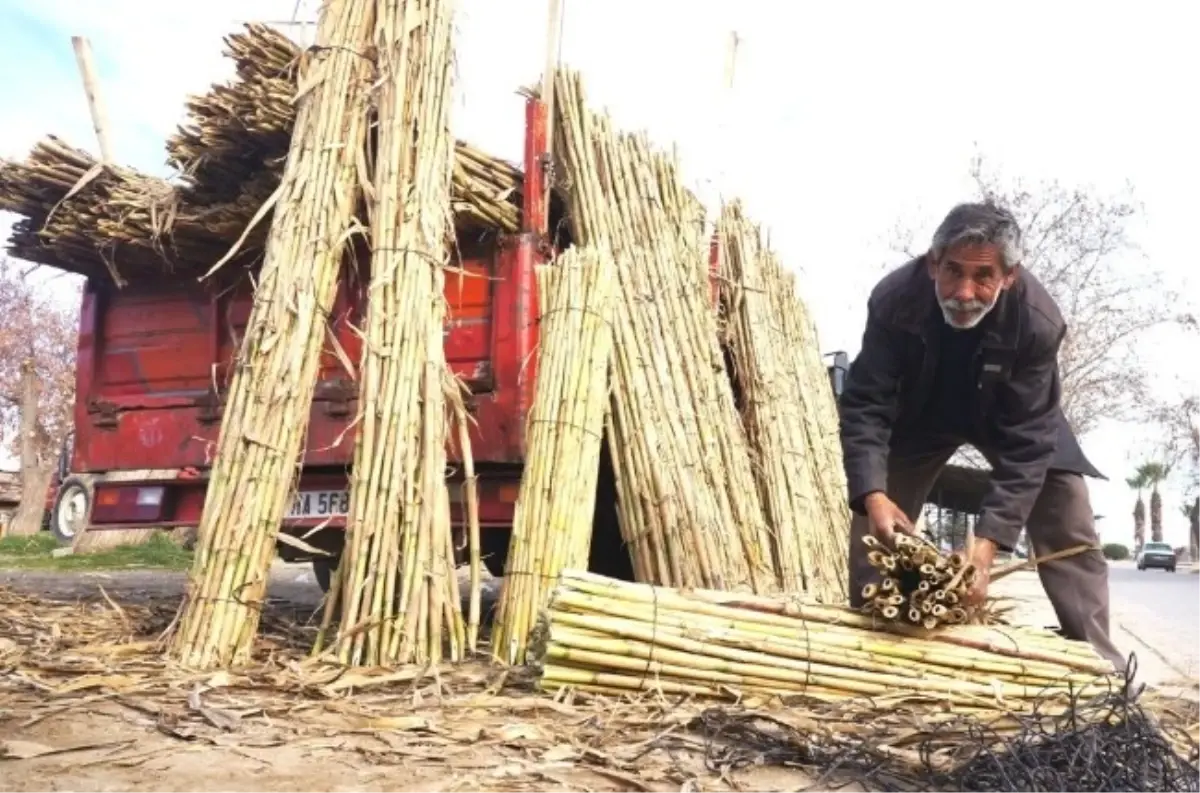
[941,297,989,312]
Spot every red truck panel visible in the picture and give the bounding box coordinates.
[71,238,538,476]
[63,98,550,551]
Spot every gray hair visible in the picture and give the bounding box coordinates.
[929,202,1023,271]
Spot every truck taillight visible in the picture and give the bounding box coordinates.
[91,485,169,524]
[136,487,165,506]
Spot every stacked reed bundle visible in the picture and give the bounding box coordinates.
[860,535,981,628]
[552,69,777,595]
[756,223,849,557]
[1,24,525,286]
[171,0,377,670]
[167,23,523,231]
[492,245,618,665]
[0,138,224,281]
[0,137,518,286]
[321,0,470,667]
[788,307,847,503]
[535,570,1117,713]
[717,202,848,602]
[167,24,298,207]
[0,137,269,281]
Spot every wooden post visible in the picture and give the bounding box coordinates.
[540,0,565,165]
[723,30,740,91]
[711,30,740,211]
[71,36,114,164]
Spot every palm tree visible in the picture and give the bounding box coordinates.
[1136,462,1171,543]
[1127,469,1149,551]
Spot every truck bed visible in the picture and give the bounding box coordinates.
[69,234,540,541]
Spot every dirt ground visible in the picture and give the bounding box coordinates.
[3,566,1195,793]
[0,567,845,793]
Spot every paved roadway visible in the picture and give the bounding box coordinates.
[1106,564,1199,682]
[995,562,1199,686]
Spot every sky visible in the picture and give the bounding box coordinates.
[0,0,1197,547]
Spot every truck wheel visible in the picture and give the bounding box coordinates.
[51,476,93,546]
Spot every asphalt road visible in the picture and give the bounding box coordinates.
[1106,563,1199,680]
[940,560,1199,688]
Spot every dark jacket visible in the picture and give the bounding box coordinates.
[839,257,1102,551]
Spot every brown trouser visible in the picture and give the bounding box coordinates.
[848,443,1126,671]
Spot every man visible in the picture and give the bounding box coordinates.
[838,201,1125,670]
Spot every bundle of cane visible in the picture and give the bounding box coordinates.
[535,570,1117,713]
[167,23,523,231]
[491,245,618,665]
[323,0,470,667]
[860,534,983,628]
[170,0,376,671]
[552,68,778,595]
[0,137,226,281]
[716,201,848,601]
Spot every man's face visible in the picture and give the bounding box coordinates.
[926,243,1017,330]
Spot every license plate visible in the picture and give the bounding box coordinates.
[288,490,350,520]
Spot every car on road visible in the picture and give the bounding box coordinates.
[1135,541,1177,572]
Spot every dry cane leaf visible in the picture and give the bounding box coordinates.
[1,738,130,760]
[361,715,437,733]
[542,744,579,762]
[0,740,55,760]
[187,685,242,731]
[496,723,544,742]
[50,675,139,694]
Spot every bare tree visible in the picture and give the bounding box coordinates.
[1155,396,1199,480]
[0,257,79,535]
[892,154,1191,439]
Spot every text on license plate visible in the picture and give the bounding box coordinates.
[288,490,350,520]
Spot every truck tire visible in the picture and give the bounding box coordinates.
[51,476,93,547]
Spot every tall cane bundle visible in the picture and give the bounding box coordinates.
[492,245,618,665]
[552,69,777,595]
[717,202,848,602]
[324,0,470,667]
[172,0,376,670]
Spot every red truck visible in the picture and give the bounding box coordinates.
[48,98,635,584]
[48,96,843,587]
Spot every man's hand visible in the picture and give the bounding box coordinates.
[863,492,914,547]
[966,538,998,606]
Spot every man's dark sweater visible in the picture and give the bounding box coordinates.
[919,317,986,441]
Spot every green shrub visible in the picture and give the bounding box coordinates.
[1102,543,1130,561]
